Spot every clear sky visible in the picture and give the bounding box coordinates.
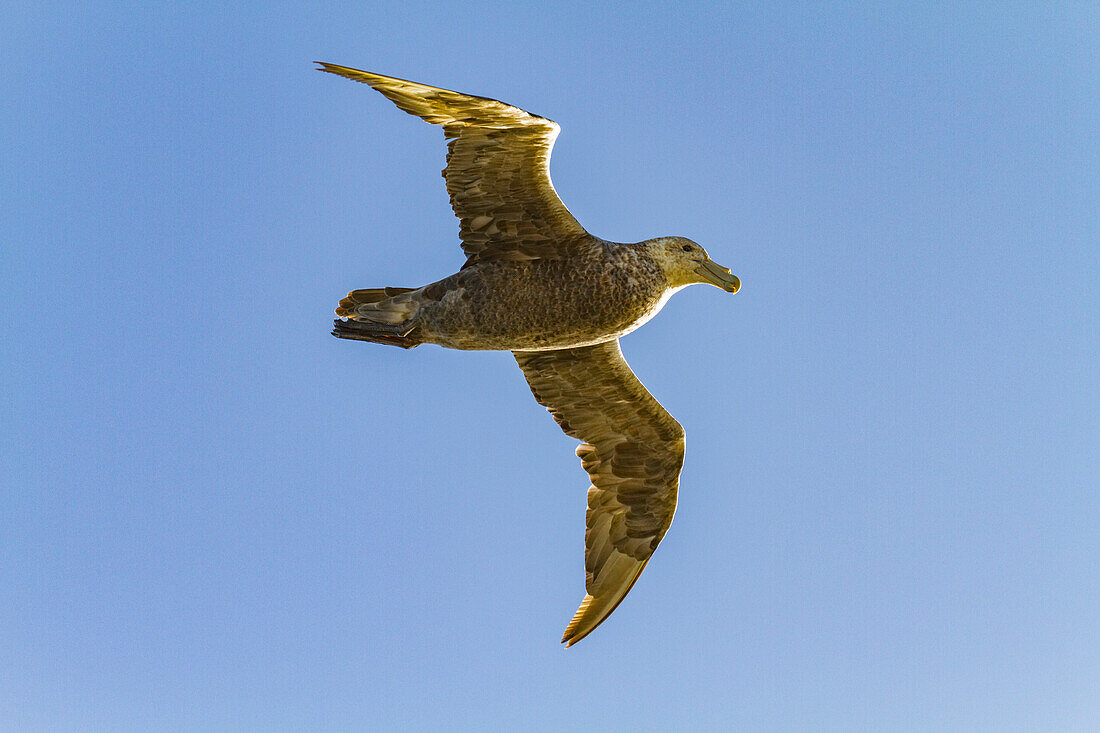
[3,3,1098,731]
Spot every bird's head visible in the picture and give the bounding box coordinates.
[646,237,741,293]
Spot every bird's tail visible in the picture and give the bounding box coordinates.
[335,287,416,319]
[333,287,422,349]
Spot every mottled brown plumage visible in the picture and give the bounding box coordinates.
[515,341,685,645]
[320,63,740,646]
[317,62,587,266]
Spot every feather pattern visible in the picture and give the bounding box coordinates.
[316,63,589,265]
[514,340,685,646]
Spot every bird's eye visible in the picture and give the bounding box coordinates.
[681,245,693,252]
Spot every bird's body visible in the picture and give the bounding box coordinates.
[320,62,739,646]
[341,239,675,351]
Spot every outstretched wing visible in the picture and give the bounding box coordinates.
[317,63,590,265]
[514,340,685,646]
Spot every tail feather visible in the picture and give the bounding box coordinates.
[333,286,422,348]
[336,287,415,317]
[332,318,420,348]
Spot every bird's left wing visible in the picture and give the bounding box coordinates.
[317,63,591,265]
[514,340,685,646]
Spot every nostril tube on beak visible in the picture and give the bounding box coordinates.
[695,259,741,293]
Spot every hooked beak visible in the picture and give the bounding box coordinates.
[695,259,741,293]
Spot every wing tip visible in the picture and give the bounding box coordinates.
[560,594,596,648]
[315,61,375,84]
[559,557,651,649]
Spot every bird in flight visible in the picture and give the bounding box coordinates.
[320,62,740,646]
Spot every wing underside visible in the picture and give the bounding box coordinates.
[514,340,685,646]
[317,63,590,265]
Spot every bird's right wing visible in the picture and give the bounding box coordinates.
[317,63,591,265]
[514,340,686,646]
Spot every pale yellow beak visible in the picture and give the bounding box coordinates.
[696,259,741,293]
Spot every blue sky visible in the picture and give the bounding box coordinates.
[3,3,1098,730]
